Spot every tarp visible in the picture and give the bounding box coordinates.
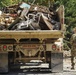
[20,2,30,9]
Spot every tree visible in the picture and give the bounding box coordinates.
[55,0,76,50]
[0,0,22,7]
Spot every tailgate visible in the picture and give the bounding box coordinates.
[0,30,64,39]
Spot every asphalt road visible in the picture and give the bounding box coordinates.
[1,71,76,75]
[1,51,76,75]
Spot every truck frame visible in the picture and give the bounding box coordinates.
[0,5,64,73]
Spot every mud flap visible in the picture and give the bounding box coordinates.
[51,52,63,72]
[0,52,8,73]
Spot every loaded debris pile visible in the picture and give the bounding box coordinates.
[0,2,61,30]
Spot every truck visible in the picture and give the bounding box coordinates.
[0,4,64,73]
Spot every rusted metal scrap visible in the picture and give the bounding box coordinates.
[0,2,61,30]
[29,5,54,15]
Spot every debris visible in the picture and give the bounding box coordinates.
[39,13,53,30]
[0,2,61,30]
[19,2,30,9]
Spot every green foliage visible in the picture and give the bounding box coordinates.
[55,0,76,50]
[0,0,24,7]
[1,0,13,7]
[0,0,55,7]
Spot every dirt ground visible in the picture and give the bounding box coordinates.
[63,50,76,71]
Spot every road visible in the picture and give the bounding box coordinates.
[1,71,76,75]
[1,51,76,75]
